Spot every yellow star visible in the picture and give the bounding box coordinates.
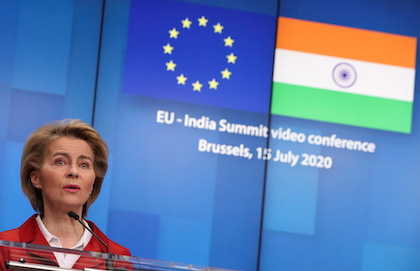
[213,23,223,34]
[165,60,176,71]
[224,36,234,47]
[176,74,187,85]
[192,80,203,91]
[169,28,179,39]
[182,18,192,29]
[226,53,237,64]
[198,16,208,27]
[221,68,232,79]
[208,79,219,90]
[163,43,174,54]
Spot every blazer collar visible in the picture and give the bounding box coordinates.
[19,214,50,246]
[17,215,110,269]
[19,215,108,252]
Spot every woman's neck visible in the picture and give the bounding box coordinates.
[41,210,85,249]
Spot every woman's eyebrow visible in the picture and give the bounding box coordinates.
[51,152,70,159]
[52,152,93,161]
[78,155,93,161]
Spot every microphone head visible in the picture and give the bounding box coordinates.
[68,211,80,220]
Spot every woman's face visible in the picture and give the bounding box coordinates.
[30,137,96,216]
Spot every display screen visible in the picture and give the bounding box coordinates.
[260,0,420,270]
[0,0,419,270]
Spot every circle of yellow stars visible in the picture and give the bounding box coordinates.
[163,16,236,92]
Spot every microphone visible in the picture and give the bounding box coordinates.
[68,211,113,270]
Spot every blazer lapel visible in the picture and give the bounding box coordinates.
[17,215,58,266]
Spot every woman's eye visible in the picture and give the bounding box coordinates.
[80,163,89,168]
[56,159,65,165]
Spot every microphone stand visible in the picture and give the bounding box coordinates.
[68,212,113,270]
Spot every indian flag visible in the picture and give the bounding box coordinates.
[271,16,417,133]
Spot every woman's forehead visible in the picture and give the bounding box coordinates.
[46,137,94,158]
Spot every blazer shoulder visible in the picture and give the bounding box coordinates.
[86,220,131,256]
[0,228,20,242]
[108,239,131,256]
[0,215,42,243]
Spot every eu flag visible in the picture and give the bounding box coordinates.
[122,0,277,114]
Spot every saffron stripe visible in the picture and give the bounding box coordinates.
[276,16,417,68]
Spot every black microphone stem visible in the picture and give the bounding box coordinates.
[68,212,113,270]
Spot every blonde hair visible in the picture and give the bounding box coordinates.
[21,119,108,218]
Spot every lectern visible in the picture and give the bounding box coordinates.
[0,240,238,271]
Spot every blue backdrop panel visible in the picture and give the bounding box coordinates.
[0,0,102,232]
[0,141,31,231]
[264,123,321,236]
[363,242,420,270]
[11,0,73,95]
[94,0,276,270]
[7,90,64,141]
[176,0,278,15]
[259,0,420,270]
[95,93,268,270]
[261,117,382,270]
[0,88,12,142]
[107,209,161,260]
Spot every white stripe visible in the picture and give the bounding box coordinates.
[273,49,416,102]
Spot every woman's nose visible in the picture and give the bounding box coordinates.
[67,165,79,178]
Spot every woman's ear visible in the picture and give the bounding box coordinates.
[30,171,41,189]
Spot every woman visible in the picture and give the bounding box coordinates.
[0,119,130,270]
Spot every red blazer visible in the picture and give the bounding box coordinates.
[0,215,131,271]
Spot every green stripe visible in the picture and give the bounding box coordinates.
[271,82,413,133]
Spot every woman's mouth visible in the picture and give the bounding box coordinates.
[63,184,81,193]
